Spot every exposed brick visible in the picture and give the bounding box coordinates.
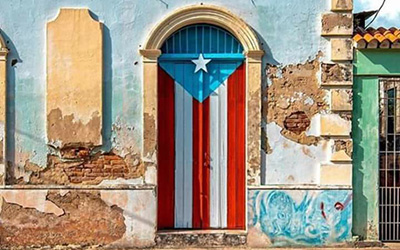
[110,159,126,165]
[60,146,91,159]
[70,171,84,177]
[21,148,146,185]
[90,168,104,173]
[283,111,311,134]
[84,164,97,169]
[104,155,122,160]
[112,173,124,178]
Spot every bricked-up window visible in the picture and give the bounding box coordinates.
[283,111,311,134]
[379,78,400,241]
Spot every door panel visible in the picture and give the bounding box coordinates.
[174,83,193,228]
[227,63,246,229]
[157,62,245,230]
[192,98,210,228]
[210,82,228,228]
[157,67,175,229]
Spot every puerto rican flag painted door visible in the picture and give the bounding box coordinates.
[157,24,245,230]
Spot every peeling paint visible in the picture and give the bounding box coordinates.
[47,108,101,148]
[111,117,140,157]
[0,191,126,247]
[100,190,156,247]
[321,63,352,84]
[264,122,331,184]
[143,112,157,162]
[334,139,353,157]
[8,151,145,185]
[0,190,64,216]
[264,52,328,145]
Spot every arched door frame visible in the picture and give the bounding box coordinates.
[139,4,264,187]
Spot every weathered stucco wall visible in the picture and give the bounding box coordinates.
[0,0,333,176]
[0,189,156,248]
[0,0,354,248]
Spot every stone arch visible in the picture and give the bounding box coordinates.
[140,4,264,185]
[141,5,262,52]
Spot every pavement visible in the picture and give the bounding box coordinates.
[149,244,400,250]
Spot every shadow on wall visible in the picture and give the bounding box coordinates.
[1,30,20,181]
[102,23,113,152]
[352,77,380,240]
[253,31,278,185]
[352,79,367,239]
[89,10,113,152]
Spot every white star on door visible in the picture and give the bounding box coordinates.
[192,54,211,73]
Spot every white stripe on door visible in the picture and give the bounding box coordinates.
[209,79,228,228]
[174,82,193,228]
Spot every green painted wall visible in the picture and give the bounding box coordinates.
[352,76,380,240]
[353,49,400,240]
[354,50,400,76]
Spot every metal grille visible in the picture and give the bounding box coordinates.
[161,24,244,54]
[379,78,400,241]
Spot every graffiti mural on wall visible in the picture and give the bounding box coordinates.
[248,190,352,246]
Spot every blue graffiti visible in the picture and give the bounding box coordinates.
[250,190,352,246]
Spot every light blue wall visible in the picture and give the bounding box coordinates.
[0,0,329,167]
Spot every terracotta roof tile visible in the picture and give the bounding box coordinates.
[354,27,400,49]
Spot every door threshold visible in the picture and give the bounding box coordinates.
[157,229,247,235]
[156,229,247,247]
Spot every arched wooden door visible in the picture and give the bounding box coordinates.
[157,24,245,230]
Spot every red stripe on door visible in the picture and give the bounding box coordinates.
[157,67,175,229]
[192,98,211,228]
[227,63,246,229]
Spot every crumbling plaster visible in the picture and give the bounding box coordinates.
[0,189,156,248]
[0,0,330,177]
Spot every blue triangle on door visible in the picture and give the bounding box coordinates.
[159,54,244,102]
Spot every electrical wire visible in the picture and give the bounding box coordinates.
[365,0,387,28]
